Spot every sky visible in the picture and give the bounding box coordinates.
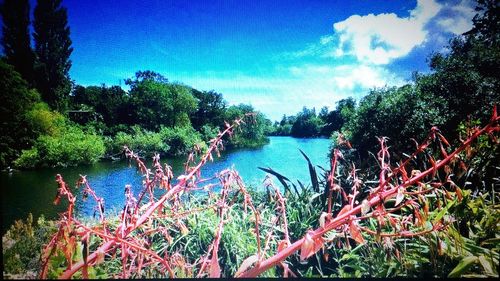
[29,0,478,121]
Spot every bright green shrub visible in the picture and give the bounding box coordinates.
[159,126,206,156]
[25,102,66,136]
[14,125,105,168]
[109,125,169,156]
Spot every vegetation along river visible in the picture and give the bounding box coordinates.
[1,136,330,234]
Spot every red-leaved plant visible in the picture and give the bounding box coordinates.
[40,108,499,278]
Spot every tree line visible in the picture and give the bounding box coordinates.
[0,0,271,169]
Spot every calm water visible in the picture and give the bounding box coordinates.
[1,136,330,233]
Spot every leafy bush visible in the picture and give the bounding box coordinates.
[224,105,270,148]
[159,126,206,156]
[2,214,56,279]
[107,125,169,156]
[14,125,105,168]
[106,126,205,157]
[25,102,66,137]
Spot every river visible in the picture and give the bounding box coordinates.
[1,136,330,234]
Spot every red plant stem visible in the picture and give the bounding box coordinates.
[133,121,239,229]
[359,224,446,237]
[273,185,291,244]
[327,150,339,214]
[59,241,115,279]
[197,182,231,277]
[238,115,499,278]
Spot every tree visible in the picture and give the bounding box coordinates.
[224,104,270,147]
[33,0,73,112]
[0,61,40,167]
[290,107,323,137]
[0,0,35,86]
[70,84,130,129]
[418,0,500,139]
[126,71,197,130]
[190,89,227,130]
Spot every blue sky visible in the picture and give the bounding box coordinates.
[30,0,478,121]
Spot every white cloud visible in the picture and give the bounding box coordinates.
[332,0,442,65]
[175,63,406,121]
[437,0,475,35]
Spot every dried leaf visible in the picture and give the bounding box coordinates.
[96,249,105,265]
[478,255,495,276]
[299,232,325,261]
[395,187,405,206]
[209,254,221,278]
[319,212,329,228]
[361,199,370,216]
[234,254,259,277]
[455,186,463,202]
[337,205,352,218]
[429,156,437,178]
[277,240,289,253]
[438,133,451,147]
[300,233,314,261]
[349,221,365,244]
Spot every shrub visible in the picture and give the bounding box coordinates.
[14,125,105,168]
[107,125,169,156]
[25,102,66,137]
[159,126,206,156]
[2,214,56,279]
[106,126,205,157]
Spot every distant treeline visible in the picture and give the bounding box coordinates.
[0,0,273,169]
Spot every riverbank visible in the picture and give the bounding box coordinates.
[1,137,330,234]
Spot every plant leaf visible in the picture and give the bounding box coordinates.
[300,233,314,261]
[299,232,324,261]
[299,149,319,192]
[234,254,259,277]
[349,222,365,244]
[478,255,495,276]
[258,167,290,194]
[434,200,455,224]
[209,256,221,278]
[448,256,478,277]
[395,187,404,206]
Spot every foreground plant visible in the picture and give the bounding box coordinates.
[38,108,499,278]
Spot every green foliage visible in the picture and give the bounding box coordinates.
[291,107,323,138]
[199,124,219,142]
[70,85,130,129]
[224,104,271,148]
[343,85,445,158]
[25,102,66,136]
[108,126,170,156]
[191,89,227,130]
[107,126,205,157]
[2,214,56,278]
[126,71,197,130]
[33,0,73,112]
[14,124,105,168]
[158,126,206,156]
[0,0,35,86]
[0,61,41,167]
